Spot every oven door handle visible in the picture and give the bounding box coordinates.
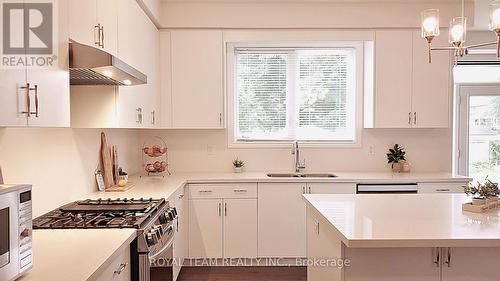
[148,227,176,261]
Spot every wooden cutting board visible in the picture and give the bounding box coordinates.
[100,132,114,188]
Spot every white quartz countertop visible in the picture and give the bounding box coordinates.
[90,171,471,201]
[17,229,136,281]
[303,193,500,248]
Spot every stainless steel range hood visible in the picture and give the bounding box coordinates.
[69,42,147,86]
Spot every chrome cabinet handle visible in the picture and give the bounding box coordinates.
[444,247,451,267]
[114,263,127,275]
[233,189,247,193]
[136,108,143,124]
[308,186,311,194]
[33,85,39,117]
[433,247,440,267]
[303,186,306,194]
[100,25,104,48]
[414,112,417,125]
[94,24,100,46]
[199,190,212,193]
[408,112,412,125]
[151,110,155,125]
[219,113,222,126]
[218,203,221,216]
[436,189,451,192]
[224,202,227,216]
[20,83,31,117]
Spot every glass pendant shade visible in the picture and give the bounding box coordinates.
[491,1,500,31]
[449,17,467,45]
[421,9,440,39]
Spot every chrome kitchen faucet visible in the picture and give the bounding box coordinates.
[292,141,306,173]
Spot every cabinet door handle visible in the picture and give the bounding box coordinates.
[302,186,306,194]
[444,247,451,267]
[114,263,127,275]
[218,203,221,216]
[178,194,184,199]
[199,190,212,193]
[100,25,105,48]
[233,189,247,193]
[413,112,417,125]
[408,112,412,125]
[151,111,155,125]
[94,24,101,46]
[433,247,440,267]
[224,202,227,216]
[219,113,222,126]
[436,189,450,192]
[308,186,311,194]
[136,108,143,124]
[33,85,39,117]
[20,83,31,117]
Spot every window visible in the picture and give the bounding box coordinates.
[228,43,362,146]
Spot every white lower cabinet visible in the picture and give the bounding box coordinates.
[93,244,131,281]
[258,183,306,258]
[188,184,258,259]
[172,187,187,281]
[440,247,500,281]
[418,182,468,193]
[307,183,356,194]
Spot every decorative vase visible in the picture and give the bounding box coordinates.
[391,162,404,173]
[234,167,243,173]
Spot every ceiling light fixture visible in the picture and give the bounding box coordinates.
[421,0,500,63]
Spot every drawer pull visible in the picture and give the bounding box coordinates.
[233,189,248,193]
[436,189,451,192]
[114,263,127,275]
[199,190,213,193]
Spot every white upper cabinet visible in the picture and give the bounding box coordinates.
[170,30,224,129]
[374,31,413,128]
[68,0,118,56]
[411,30,451,128]
[368,30,451,129]
[0,0,70,127]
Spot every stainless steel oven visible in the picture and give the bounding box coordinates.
[0,184,32,281]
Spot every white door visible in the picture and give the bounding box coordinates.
[68,0,97,46]
[188,199,223,258]
[27,0,70,127]
[173,190,187,281]
[411,30,451,128]
[456,85,500,182]
[170,30,224,129]
[223,199,257,258]
[96,0,118,56]
[258,183,306,258]
[374,31,413,128]
[307,183,356,194]
[441,247,500,281]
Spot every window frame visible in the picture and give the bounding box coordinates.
[226,41,365,148]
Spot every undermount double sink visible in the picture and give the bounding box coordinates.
[267,173,337,178]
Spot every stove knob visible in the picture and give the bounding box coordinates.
[146,233,157,246]
[153,225,163,236]
[168,210,175,220]
[170,207,178,217]
[159,213,169,224]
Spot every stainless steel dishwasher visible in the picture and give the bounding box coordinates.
[356,183,418,194]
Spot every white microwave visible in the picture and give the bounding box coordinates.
[0,184,32,281]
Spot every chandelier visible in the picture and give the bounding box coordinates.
[421,0,500,63]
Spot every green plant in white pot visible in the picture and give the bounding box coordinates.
[386,144,407,173]
[233,158,245,173]
[464,178,499,205]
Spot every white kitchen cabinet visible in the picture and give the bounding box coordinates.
[374,31,413,128]
[172,187,187,281]
[368,30,451,129]
[170,30,224,129]
[68,0,118,56]
[94,244,131,281]
[189,198,223,258]
[223,199,258,258]
[411,31,451,128]
[0,0,70,127]
[418,182,467,193]
[307,183,356,194]
[188,184,258,259]
[258,183,307,258]
[441,247,500,281]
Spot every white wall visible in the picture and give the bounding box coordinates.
[0,128,141,216]
[141,128,452,173]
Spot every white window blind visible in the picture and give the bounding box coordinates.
[234,47,357,142]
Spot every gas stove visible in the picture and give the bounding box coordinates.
[32,198,168,229]
[33,197,178,281]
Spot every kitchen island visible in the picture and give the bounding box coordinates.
[303,194,500,281]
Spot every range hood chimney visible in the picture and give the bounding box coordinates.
[69,42,147,86]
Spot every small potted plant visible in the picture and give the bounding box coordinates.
[232,158,245,173]
[464,178,499,206]
[387,144,407,173]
